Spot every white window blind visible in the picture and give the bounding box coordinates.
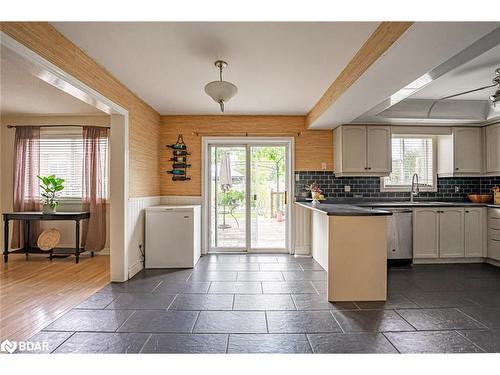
[382,136,435,191]
[29,127,108,199]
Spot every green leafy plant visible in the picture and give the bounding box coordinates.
[37,175,65,210]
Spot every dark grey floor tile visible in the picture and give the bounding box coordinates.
[208,255,241,263]
[138,269,193,282]
[404,291,476,308]
[98,280,162,294]
[458,329,500,352]
[333,310,414,333]
[117,310,199,333]
[20,331,74,354]
[397,308,486,330]
[355,293,418,310]
[209,281,262,294]
[308,333,398,353]
[282,271,327,281]
[464,290,500,307]
[259,263,302,271]
[233,294,296,310]
[205,263,260,271]
[385,331,483,353]
[240,256,278,263]
[141,334,228,353]
[292,294,358,311]
[262,281,317,294]
[75,293,116,309]
[188,271,237,281]
[169,294,234,310]
[237,271,284,281]
[461,278,500,291]
[267,311,342,333]
[310,280,328,293]
[152,281,210,294]
[53,332,149,353]
[43,309,133,332]
[414,277,466,292]
[193,311,267,333]
[106,293,176,310]
[459,306,500,328]
[228,334,312,353]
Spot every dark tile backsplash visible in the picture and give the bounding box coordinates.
[294,171,500,200]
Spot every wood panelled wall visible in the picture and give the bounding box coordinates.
[0,22,160,198]
[160,115,333,196]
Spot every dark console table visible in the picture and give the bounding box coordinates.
[3,211,91,264]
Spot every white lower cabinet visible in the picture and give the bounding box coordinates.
[413,208,440,258]
[488,208,500,261]
[414,207,486,259]
[439,208,465,258]
[464,208,486,258]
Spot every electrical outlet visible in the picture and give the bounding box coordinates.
[321,162,327,170]
[295,173,300,182]
[455,186,460,193]
[344,185,351,192]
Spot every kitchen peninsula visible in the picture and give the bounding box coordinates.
[296,202,392,302]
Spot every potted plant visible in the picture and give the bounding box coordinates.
[37,175,65,214]
[306,182,323,203]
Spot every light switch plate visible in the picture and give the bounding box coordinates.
[321,162,327,170]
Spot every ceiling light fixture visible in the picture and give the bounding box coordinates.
[204,60,237,113]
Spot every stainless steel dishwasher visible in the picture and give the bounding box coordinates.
[378,207,413,264]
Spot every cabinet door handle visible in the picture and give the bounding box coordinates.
[465,210,470,213]
[455,167,459,171]
[368,167,372,170]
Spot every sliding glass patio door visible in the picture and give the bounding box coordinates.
[208,142,290,253]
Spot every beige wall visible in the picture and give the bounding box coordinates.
[160,115,334,196]
[0,22,161,198]
[0,115,111,250]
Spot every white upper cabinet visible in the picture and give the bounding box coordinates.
[486,124,500,174]
[438,127,483,176]
[367,126,392,173]
[334,125,391,176]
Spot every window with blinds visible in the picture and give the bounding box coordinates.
[382,136,436,191]
[32,127,108,199]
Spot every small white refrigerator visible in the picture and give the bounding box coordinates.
[145,205,201,268]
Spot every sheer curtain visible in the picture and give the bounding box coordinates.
[12,126,41,249]
[81,126,108,252]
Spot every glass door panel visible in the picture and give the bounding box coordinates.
[250,146,287,249]
[209,145,247,250]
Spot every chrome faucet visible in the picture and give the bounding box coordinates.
[410,173,419,202]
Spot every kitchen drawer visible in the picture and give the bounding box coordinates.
[489,208,500,219]
[489,228,500,242]
[489,217,500,230]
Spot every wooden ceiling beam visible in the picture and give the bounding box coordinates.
[306,21,414,127]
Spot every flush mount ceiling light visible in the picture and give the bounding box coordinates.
[204,60,237,113]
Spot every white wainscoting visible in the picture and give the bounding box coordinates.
[127,196,161,278]
[294,204,312,256]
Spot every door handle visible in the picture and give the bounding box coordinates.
[253,194,257,201]
[284,191,288,205]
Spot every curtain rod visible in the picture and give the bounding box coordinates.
[7,124,111,129]
[192,131,302,137]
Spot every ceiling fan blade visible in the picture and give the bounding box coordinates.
[440,83,497,100]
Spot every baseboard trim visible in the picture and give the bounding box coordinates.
[413,257,486,264]
[486,258,500,268]
[128,260,144,279]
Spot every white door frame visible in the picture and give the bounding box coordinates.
[202,137,294,254]
[1,32,130,282]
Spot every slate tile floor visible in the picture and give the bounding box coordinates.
[30,254,500,353]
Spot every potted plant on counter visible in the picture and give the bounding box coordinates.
[37,175,65,214]
[306,182,324,204]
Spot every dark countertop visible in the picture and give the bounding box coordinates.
[295,202,393,216]
[295,199,500,216]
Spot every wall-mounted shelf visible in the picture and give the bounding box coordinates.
[166,134,191,181]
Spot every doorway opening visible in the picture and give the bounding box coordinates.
[203,138,293,254]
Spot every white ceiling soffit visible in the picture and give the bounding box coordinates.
[309,22,500,129]
[51,22,379,115]
[0,45,102,115]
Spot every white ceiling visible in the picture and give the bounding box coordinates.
[51,22,379,115]
[1,46,101,115]
[410,43,500,100]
